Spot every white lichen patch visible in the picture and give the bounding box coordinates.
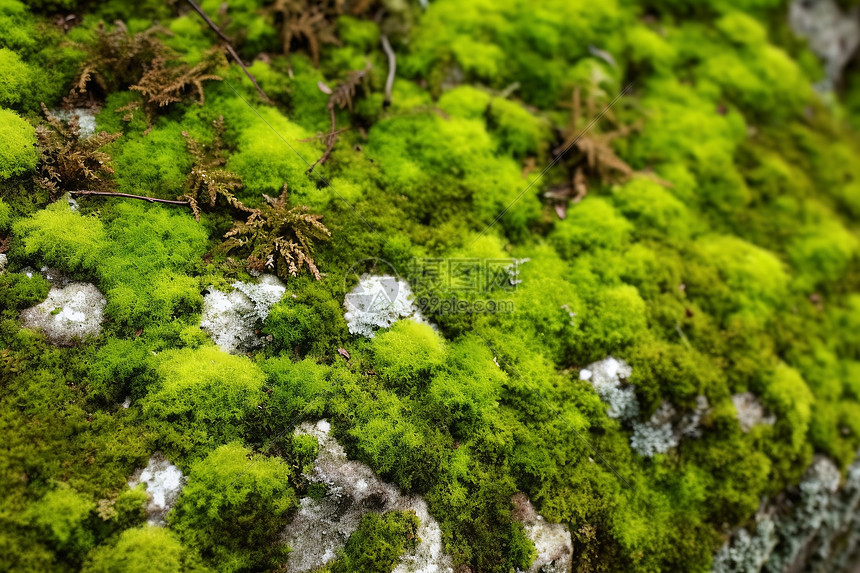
[283,420,453,573]
[128,454,184,526]
[200,274,286,354]
[50,107,99,138]
[20,282,106,345]
[713,453,860,573]
[0,253,7,274]
[581,358,709,457]
[512,493,573,573]
[630,396,709,457]
[343,274,427,338]
[789,0,860,88]
[580,356,638,421]
[731,392,775,433]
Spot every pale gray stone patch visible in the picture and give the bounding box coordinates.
[20,281,106,345]
[581,357,709,457]
[128,454,184,526]
[512,493,573,573]
[580,356,638,421]
[713,453,860,572]
[343,274,429,338]
[200,274,286,354]
[283,420,453,573]
[731,392,776,432]
[50,107,99,138]
[789,0,860,88]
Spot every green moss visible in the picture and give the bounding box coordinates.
[611,177,694,243]
[27,484,96,559]
[83,527,199,573]
[691,235,788,327]
[329,511,420,573]
[0,107,37,179]
[0,271,49,311]
[13,201,107,272]
[0,47,30,106]
[170,441,296,572]
[373,319,447,385]
[143,347,266,451]
[550,197,633,259]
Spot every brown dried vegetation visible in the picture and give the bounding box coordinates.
[180,117,246,221]
[223,184,331,280]
[34,104,121,198]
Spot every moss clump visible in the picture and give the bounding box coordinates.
[0,47,30,106]
[143,347,266,452]
[169,441,296,572]
[82,527,196,573]
[0,108,37,179]
[328,511,420,573]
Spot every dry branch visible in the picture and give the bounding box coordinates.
[185,0,272,103]
[68,190,194,209]
[381,34,396,108]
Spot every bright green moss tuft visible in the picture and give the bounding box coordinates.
[13,201,107,272]
[550,197,633,259]
[170,441,296,572]
[328,511,420,573]
[143,347,266,450]
[0,272,49,311]
[373,319,447,384]
[487,97,551,157]
[0,47,30,106]
[611,177,694,243]
[83,527,193,573]
[691,235,788,326]
[27,484,95,559]
[0,108,37,179]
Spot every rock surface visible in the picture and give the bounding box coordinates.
[789,0,860,88]
[20,281,106,344]
[343,274,427,338]
[512,493,573,573]
[200,274,286,354]
[581,357,709,457]
[128,454,184,526]
[713,454,860,572]
[732,392,776,433]
[283,420,453,573]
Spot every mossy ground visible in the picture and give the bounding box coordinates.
[1,0,860,572]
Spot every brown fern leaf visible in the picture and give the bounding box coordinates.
[129,48,224,122]
[68,22,169,103]
[223,184,331,280]
[305,62,371,171]
[546,81,648,217]
[180,117,245,221]
[35,104,121,198]
[269,0,383,66]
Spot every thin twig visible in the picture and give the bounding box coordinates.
[381,34,396,108]
[184,0,272,103]
[307,107,338,174]
[68,190,193,209]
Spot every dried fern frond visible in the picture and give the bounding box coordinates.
[35,104,121,198]
[271,0,344,66]
[305,62,372,171]
[68,22,169,102]
[128,48,225,124]
[179,117,246,220]
[223,184,331,280]
[547,82,647,218]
